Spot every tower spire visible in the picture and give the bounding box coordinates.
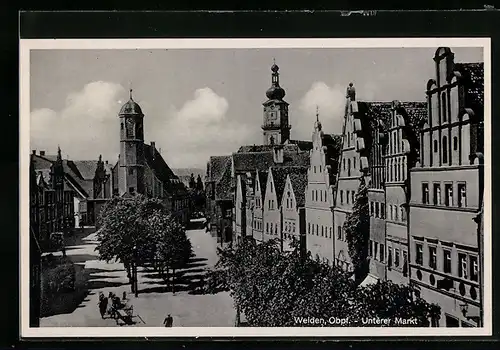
[57,145,62,161]
[316,105,319,122]
[129,81,133,100]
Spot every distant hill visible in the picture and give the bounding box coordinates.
[172,168,205,186]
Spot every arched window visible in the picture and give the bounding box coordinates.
[397,158,401,180]
[453,136,458,151]
[441,91,447,122]
[434,140,438,153]
[348,159,351,176]
[443,136,448,164]
[353,157,356,170]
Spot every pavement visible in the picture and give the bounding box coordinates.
[40,221,236,327]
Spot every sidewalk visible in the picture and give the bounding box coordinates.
[40,227,236,327]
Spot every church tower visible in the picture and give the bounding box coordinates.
[118,89,145,196]
[262,60,291,145]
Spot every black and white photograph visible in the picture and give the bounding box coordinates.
[20,38,491,337]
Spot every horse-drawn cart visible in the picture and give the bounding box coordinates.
[109,298,134,325]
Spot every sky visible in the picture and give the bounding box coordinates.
[30,47,483,169]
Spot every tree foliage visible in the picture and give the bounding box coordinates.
[96,195,192,292]
[208,237,441,327]
[189,173,196,189]
[343,176,370,281]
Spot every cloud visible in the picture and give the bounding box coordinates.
[295,82,345,140]
[149,88,251,168]
[31,83,249,169]
[30,81,125,161]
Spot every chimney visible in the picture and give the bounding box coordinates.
[40,151,45,156]
[32,150,36,155]
[273,145,284,164]
[151,141,155,149]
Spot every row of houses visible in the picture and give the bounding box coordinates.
[206,47,485,328]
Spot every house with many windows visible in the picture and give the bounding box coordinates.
[409,47,484,327]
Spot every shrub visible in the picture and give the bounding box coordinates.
[45,263,76,294]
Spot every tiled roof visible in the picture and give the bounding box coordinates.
[237,145,274,153]
[257,171,268,199]
[455,62,484,118]
[215,161,233,201]
[207,155,232,182]
[270,166,308,204]
[289,171,308,207]
[233,149,310,174]
[72,160,99,180]
[144,144,177,183]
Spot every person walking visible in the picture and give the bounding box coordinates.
[98,292,108,319]
[163,314,173,327]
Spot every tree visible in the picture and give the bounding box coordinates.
[196,174,204,192]
[189,173,196,189]
[153,213,192,292]
[95,195,168,293]
[343,176,370,282]
[208,236,440,327]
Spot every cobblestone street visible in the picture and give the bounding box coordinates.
[40,224,236,327]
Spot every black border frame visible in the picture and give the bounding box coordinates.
[4,7,499,348]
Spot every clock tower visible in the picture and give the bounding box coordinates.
[262,61,291,145]
[118,89,145,196]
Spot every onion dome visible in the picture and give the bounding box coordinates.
[266,60,286,100]
[119,89,143,115]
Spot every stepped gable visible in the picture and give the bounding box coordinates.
[269,166,308,204]
[289,171,308,207]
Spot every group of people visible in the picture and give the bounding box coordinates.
[98,291,127,319]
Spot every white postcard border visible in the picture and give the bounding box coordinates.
[20,37,492,338]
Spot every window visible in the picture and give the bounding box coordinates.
[429,246,437,269]
[394,206,398,221]
[316,224,319,236]
[329,227,332,238]
[314,166,316,173]
[470,256,478,282]
[381,203,385,219]
[311,190,314,201]
[388,249,393,268]
[380,244,385,262]
[275,224,278,235]
[422,183,429,204]
[403,251,408,276]
[370,202,374,216]
[401,207,406,222]
[308,222,311,234]
[348,159,351,176]
[337,226,342,240]
[443,136,448,163]
[458,253,468,278]
[321,226,324,237]
[369,240,373,256]
[374,242,379,260]
[434,140,438,153]
[121,122,124,130]
[319,165,322,173]
[320,190,323,202]
[443,249,452,273]
[441,92,447,121]
[340,190,344,204]
[445,184,453,206]
[128,168,134,175]
[352,191,355,203]
[416,243,423,265]
[433,183,441,205]
[343,158,346,171]
[346,191,350,204]
[353,158,356,170]
[395,248,400,267]
[458,183,467,208]
[453,136,458,151]
[375,202,379,218]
